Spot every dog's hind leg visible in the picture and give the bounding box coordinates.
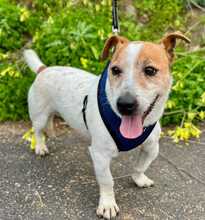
[132,122,161,187]
[45,114,55,138]
[32,113,50,156]
[28,89,51,156]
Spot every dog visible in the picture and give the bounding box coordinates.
[24,32,190,219]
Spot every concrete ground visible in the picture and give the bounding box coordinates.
[0,121,205,220]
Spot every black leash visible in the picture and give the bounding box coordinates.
[82,1,120,129]
[112,0,120,34]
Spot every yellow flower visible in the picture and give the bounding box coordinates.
[181,129,189,140]
[190,124,201,138]
[0,52,8,61]
[101,0,108,6]
[83,0,88,5]
[167,129,174,136]
[20,8,30,22]
[172,81,184,91]
[80,57,88,68]
[22,128,45,150]
[23,128,35,150]
[184,122,191,128]
[160,131,165,137]
[187,112,196,121]
[31,133,37,150]
[199,111,205,120]
[169,122,201,143]
[95,4,100,11]
[166,100,176,109]
[0,67,21,77]
[98,29,105,40]
[201,92,205,104]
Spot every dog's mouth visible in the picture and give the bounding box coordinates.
[142,94,159,122]
[119,95,159,139]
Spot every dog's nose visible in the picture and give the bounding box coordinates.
[117,94,138,115]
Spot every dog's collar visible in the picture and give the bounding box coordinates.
[37,65,47,74]
[96,62,157,152]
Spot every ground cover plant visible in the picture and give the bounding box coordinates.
[0,0,204,141]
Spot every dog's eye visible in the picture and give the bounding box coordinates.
[144,66,158,76]
[111,66,122,76]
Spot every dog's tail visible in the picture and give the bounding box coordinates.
[23,49,46,74]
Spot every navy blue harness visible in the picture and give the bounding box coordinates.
[83,63,157,152]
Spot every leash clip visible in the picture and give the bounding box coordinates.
[112,0,120,35]
[112,27,120,35]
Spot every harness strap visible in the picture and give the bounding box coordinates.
[97,63,157,152]
[82,95,88,129]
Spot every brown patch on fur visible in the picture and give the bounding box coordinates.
[136,42,171,91]
[106,41,172,94]
[101,36,129,61]
[106,38,130,89]
[106,32,190,102]
[102,36,129,89]
[37,65,47,74]
[161,31,190,62]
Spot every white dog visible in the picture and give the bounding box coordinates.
[24,32,190,219]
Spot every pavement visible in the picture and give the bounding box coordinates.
[0,121,205,220]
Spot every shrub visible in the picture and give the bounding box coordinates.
[163,50,205,141]
[0,58,34,120]
[134,0,185,40]
[34,1,114,74]
[34,0,187,73]
[0,0,204,142]
[0,0,30,51]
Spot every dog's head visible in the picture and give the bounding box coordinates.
[101,32,190,139]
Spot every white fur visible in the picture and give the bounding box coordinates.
[126,43,143,85]
[23,49,44,73]
[107,42,172,128]
[106,43,143,116]
[24,47,170,219]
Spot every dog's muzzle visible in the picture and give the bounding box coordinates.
[117,93,138,116]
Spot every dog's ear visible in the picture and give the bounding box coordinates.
[161,31,190,62]
[100,35,129,61]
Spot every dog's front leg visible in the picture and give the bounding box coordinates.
[132,123,161,187]
[89,146,119,219]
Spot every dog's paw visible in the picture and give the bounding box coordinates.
[35,144,49,156]
[132,173,154,188]
[97,196,119,219]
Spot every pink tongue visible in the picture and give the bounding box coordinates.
[120,115,143,139]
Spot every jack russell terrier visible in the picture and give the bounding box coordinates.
[24,32,190,219]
